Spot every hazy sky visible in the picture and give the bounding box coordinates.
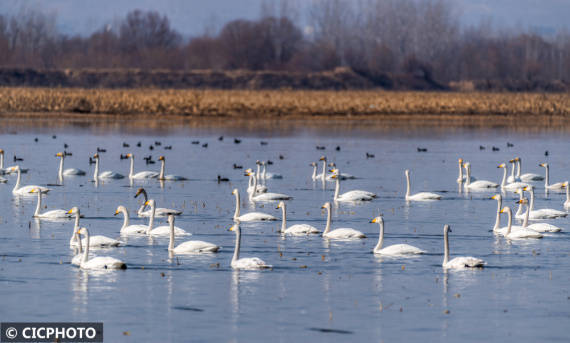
[1,0,568,36]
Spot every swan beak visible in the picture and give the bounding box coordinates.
[500,208,505,213]
[491,195,497,199]
[319,156,326,161]
[562,182,568,188]
[56,152,62,157]
[321,205,325,209]
[126,153,132,157]
[67,209,73,214]
[370,218,377,223]
[228,225,235,232]
[159,156,164,161]
[144,200,149,206]
[509,159,515,163]
[522,186,529,191]
[113,210,119,216]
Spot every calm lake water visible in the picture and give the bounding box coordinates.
[0,121,569,342]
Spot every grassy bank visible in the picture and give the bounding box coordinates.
[0,87,568,118]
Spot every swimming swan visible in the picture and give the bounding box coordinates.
[499,206,543,239]
[68,207,122,248]
[331,169,375,202]
[517,198,562,232]
[261,161,282,179]
[457,158,476,183]
[276,201,320,235]
[246,171,292,201]
[539,163,564,190]
[31,188,72,219]
[115,205,148,235]
[463,162,498,189]
[245,169,267,194]
[167,214,219,254]
[513,157,543,181]
[0,149,28,174]
[10,166,50,195]
[405,169,441,201]
[442,224,485,269]
[371,216,425,255]
[490,194,525,235]
[232,188,277,222]
[229,222,272,270]
[507,159,521,183]
[92,153,124,179]
[523,185,567,219]
[74,227,126,270]
[145,199,190,236]
[158,156,187,181]
[127,153,159,179]
[135,188,182,217]
[498,163,528,192]
[56,152,85,179]
[321,202,366,239]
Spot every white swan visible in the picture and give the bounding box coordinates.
[68,207,123,248]
[564,181,570,209]
[167,214,219,254]
[245,169,267,194]
[115,205,148,235]
[318,156,328,182]
[442,224,485,269]
[405,169,441,201]
[539,163,564,190]
[158,156,187,181]
[491,194,525,235]
[498,163,529,192]
[246,171,292,201]
[522,185,567,219]
[261,161,282,179]
[56,152,85,179]
[514,157,543,181]
[229,222,272,270]
[321,202,366,239]
[232,188,277,222]
[10,166,50,195]
[327,163,356,180]
[371,216,425,255]
[331,169,375,202]
[74,228,126,270]
[310,162,322,181]
[463,162,498,189]
[517,198,562,233]
[500,207,543,239]
[31,188,72,219]
[507,159,521,183]
[127,153,159,179]
[145,199,190,236]
[0,149,28,174]
[276,201,320,235]
[457,158,476,183]
[134,188,182,217]
[93,153,124,179]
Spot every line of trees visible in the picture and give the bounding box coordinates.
[1,0,569,88]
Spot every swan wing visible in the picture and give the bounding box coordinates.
[37,209,72,219]
[174,240,220,254]
[407,192,442,201]
[150,226,190,236]
[81,256,126,270]
[444,257,485,269]
[164,174,188,181]
[324,228,366,239]
[121,225,148,235]
[252,192,292,201]
[15,185,51,194]
[467,180,499,189]
[99,171,124,179]
[503,182,530,191]
[519,173,544,181]
[529,209,567,219]
[526,223,562,233]
[131,171,159,179]
[232,257,272,270]
[237,212,277,222]
[338,190,375,202]
[284,224,320,235]
[506,228,544,239]
[63,168,86,175]
[375,244,425,255]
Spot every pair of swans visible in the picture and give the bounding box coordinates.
[442,224,485,269]
[516,198,562,233]
[232,188,277,222]
[10,166,50,195]
[0,149,28,175]
[498,206,544,239]
[245,170,291,201]
[258,160,282,180]
[143,199,189,236]
[462,162,498,189]
[539,163,564,190]
[511,157,543,182]
[134,188,182,217]
[498,163,529,191]
[331,168,374,202]
[404,169,441,201]
[457,158,476,183]
[246,168,267,194]
[127,154,158,179]
[73,227,126,270]
[56,152,85,180]
[492,194,559,234]
[31,188,73,219]
[92,153,124,179]
[276,201,320,235]
[516,186,566,219]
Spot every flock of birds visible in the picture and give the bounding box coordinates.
[1,144,569,272]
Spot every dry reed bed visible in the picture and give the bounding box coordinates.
[0,87,568,117]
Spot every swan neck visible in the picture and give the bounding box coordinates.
[516,160,521,177]
[0,152,3,169]
[493,197,502,231]
[443,229,449,265]
[13,168,21,191]
[147,203,155,235]
[324,206,331,234]
[311,165,317,179]
[522,203,529,227]
[405,172,411,197]
[232,226,241,264]
[249,175,258,201]
[333,177,340,200]
[500,166,507,187]
[168,218,175,251]
[58,156,64,180]
[566,184,570,203]
[262,164,267,180]
[129,156,134,178]
[159,160,165,179]
[94,158,99,179]
[544,165,549,187]
[374,221,384,252]
[509,163,515,179]
[122,208,129,228]
[320,160,326,181]
[256,164,260,181]
[280,205,286,233]
[233,191,240,219]
[457,161,463,182]
[34,191,41,216]
[465,165,471,186]
[506,208,512,235]
[82,229,90,264]
[529,188,535,211]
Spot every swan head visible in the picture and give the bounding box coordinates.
[491,194,502,201]
[321,202,331,210]
[522,185,532,191]
[93,153,99,159]
[517,198,529,205]
[114,205,126,216]
[499,206,511,214]
[0,149,3,153]
[244,171,254,176]
[126,153,133,158]
[144,199,155,207]
[319,156,327,161]
[462,161,470,168]
[276,201,285,209]
[55,152,64,157]
[310,162,317,167]
[330,173,338,179]
[158,156,165,161]
[75,227,88,236]
[232,188,238,195]
[497,163,506,168]
[458,158,463,164]
[539,162,547,168]
[404,169,410,175]
[508,159,515,164]
[255,160,261,165]
[444,224,451,233]
[370,216,383,223]
[563,181,568,188]
[134,188,146,198]
[67,207,80,215]
[228,223,240,231]
[9,165,20,172]
[29,188,41,194]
